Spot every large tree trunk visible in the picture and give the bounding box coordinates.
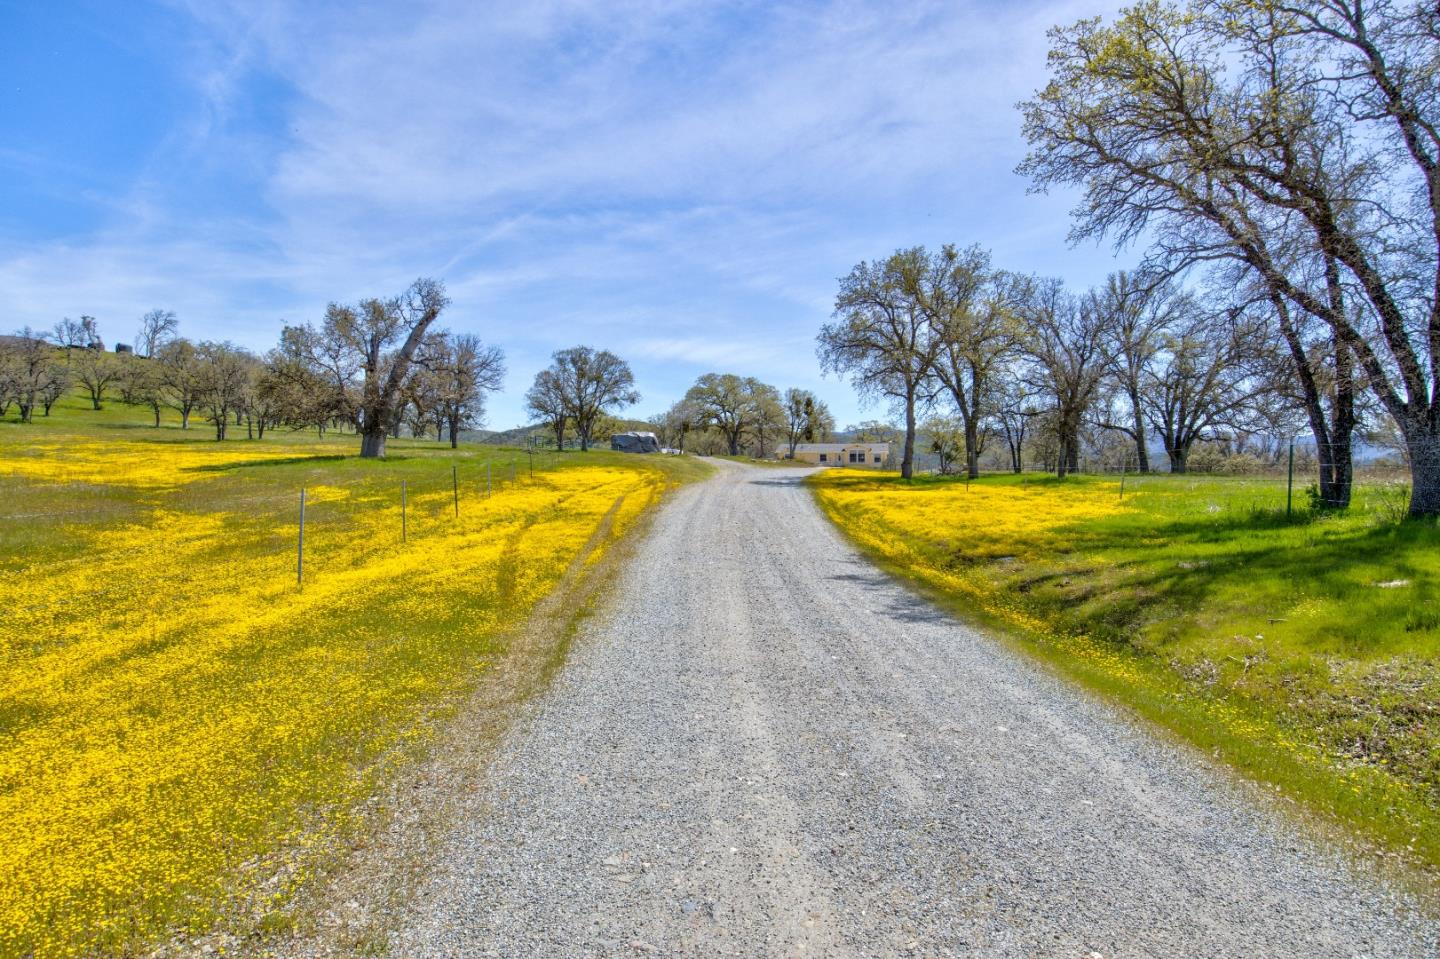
[901,387,917,479]
[152,402,161,428]
[1328,435,1353,506]
[215,417,227,441]
[1403,422,1440,517]
[448,415,460,449]
[1169,445,1189,474]
[1276,301,1356,509]
[1307,425,1354,509]
[360,426,387,459]
[964,417,980,479]
[180,408,190,429]
[1322,334,1356,508]
[1130,400,1149,473]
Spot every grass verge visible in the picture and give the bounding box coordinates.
[809,468,1439,881]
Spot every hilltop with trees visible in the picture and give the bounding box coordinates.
[0,278,509,457]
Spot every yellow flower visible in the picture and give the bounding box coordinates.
[0,430,667,957]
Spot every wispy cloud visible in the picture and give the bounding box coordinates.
[2,0,1127,426]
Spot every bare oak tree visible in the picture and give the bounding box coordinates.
[1092,272,1186,473]
[910,244,1021,478]
[819,251,941,479]
[299,278,450,458]
[195,342,256,441]
[1017,279,1109,478]
[531,346,639,452]
[417,331,506,448]
[70,347,119,411]
[1142,307,1270,472]
[526,370,570,450]
[136,309,177,359]
[3,329,64,423]
[1019,0,1440,513]
[157,339,206,429]
[782,388,833,456]
[683,373,779,456]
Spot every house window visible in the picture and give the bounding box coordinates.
[873,455,881,464]
[849,451,863,463]
[819,453,827,462]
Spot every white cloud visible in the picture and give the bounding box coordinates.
[6,0,1129,427]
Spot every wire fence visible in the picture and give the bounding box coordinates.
[0,446,581,587]
[923,441,1431,522]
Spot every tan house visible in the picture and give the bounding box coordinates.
[787,442,890,468]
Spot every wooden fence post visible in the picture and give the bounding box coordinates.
[297,488,306,588]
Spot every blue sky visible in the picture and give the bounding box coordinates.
[0,0,1129,430]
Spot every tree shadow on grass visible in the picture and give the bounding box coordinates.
[183,453,352,474]
[1013,509,1439,653]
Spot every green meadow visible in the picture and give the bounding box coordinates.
[812,468,1440,878]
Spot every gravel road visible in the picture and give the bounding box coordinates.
[391,463,1437,958]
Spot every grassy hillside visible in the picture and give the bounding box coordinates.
[811,469,1439,876]
[0,394,707,957]
[466,416,658,447]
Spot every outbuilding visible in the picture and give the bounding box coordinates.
[788,443,889,468]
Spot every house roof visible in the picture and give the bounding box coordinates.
[793,443,889,453]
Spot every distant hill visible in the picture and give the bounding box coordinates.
[463,418,656,448]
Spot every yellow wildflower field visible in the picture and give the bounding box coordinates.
[0,424,672,957]
[811,472,1135,643]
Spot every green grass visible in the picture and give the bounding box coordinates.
[811,469,1440,880]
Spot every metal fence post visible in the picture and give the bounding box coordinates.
[486,462,492,498]
[452,464,459,518]
[1286,440,1295,519]
[297,488,306,588]
[402,480,408,542]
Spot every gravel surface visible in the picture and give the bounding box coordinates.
[390,463,1437,958]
